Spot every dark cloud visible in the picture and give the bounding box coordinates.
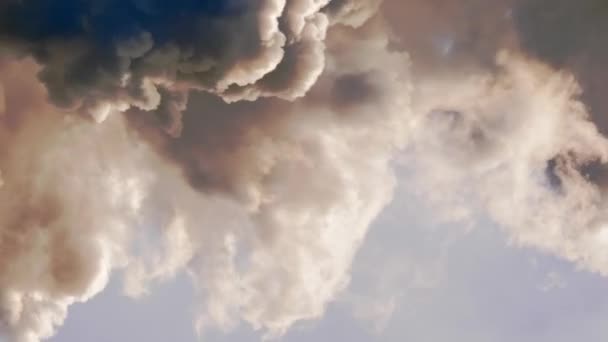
[0,0,253,111]
[0,0,339,123]
[126,91,291,200]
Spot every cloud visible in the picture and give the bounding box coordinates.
[0,58,149,342]
[0,4,412,341]
[3,1,608,341]
[0,0,336,125]
[513,0,608,134]
[124,20,412,337]
[403,51,608,275]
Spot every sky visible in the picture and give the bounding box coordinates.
[2,1,608,342]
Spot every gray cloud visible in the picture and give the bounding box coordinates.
[0,0,343,125]
[513,0,608,134]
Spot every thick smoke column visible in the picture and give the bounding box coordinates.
[0,1,404,341]
[0,0,345,128]
[123,19,411,337]
[404,52,608,272]
[513,0,608,134]
[3,0,608,341]
[0,59,148,341]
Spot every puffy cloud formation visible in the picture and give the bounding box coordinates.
[0,2,408,340]
[0,0,366,126]
[382,0,515,66]
[125,20,411,337]
[404,52,608,274]
[3,0,608,341]
[513,0,608,133]
[378,1,608,280]
[0,59,148,341]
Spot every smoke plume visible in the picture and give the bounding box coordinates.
[2,0,608,341]
[0,1,406,340]
[0,58,148,341]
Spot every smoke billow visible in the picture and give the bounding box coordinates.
[403,52,608,271]
[513,0,608,135]
[3,0,608,341]
[0,1,408,341]
[123,19,411,337]
[378,0,608,274]
[0,58,148,342]
[0,0,356,125]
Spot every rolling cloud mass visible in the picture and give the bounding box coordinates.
[1,1,608,341]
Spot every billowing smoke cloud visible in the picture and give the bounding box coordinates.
[0,1,409,341]
[404,51,608,271]
[0,0,350,125]
[381,0,516,75]
[124,19,411,337]
[378,0,608,273]
[0,58,149,341]
[513,0,608,134]
[3,0,608,341]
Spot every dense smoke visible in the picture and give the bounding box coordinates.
[0,58,148,341]
[404,52,608,270]
[0,1,405,341]
[513,0,608,134]
[0,0,355,126]
[2,0,608,341]
[381,0,608,273]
